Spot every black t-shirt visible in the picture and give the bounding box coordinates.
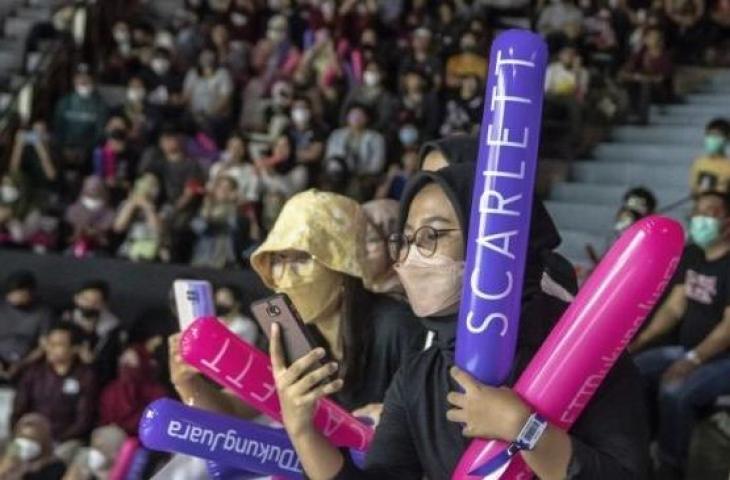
[23,460,66,480]
[679,250,730,349]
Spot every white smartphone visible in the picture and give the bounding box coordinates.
[173,279,214,330]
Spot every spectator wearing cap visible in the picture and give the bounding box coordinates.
[341,59,399,135]
[399,27,443,90]
[0,271,52,380]
[53,68,109,175]
[690,118,730,194]
[325,103,386,200]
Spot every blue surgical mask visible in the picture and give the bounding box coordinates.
[705,134,726,155]
[690,215,721,248]
[398,125,419,146]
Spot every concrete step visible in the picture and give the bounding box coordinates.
[4,16,35,39]
[612,125,701,145]
[16,7,52,21]
[555,228,606,261]
[652,103,730,117]
[571,161,689,188]
[651,112,723,126]
[545,201,616,236]
[684,93,730,105]
[550,182,688,209]
[593,142,699,164]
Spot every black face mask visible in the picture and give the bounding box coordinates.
[76,306,101,319]
[216,305,233,317]
[10,302,34,312]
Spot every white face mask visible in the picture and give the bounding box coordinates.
[1,185,19,203]
[14,437,41,462]
[76,85,93,98]
[127,87,146,103]
[291,108,311,125]
[81,196,104,211]
[363,71,380,87]
[151,58,170,75]
[87,448,108,472]
[394,248,464,318]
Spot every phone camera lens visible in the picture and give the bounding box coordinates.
[266,305,281,317]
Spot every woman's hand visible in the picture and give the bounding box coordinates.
[270,323,343,439]
[169,334,204,400]
[446,367,530,442]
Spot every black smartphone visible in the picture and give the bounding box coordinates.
[251,294,325,369]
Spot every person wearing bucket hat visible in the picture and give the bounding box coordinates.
[250,189,423,413]
[271,161,648,480]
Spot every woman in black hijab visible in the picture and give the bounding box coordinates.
[270,161,649,479]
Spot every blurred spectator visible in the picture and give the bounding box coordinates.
[445,31,488,88]
[209,133,261,201]
[292,28,342,106]
[183,47,234,142]
[251,14,301,88]
[9,122,58,203]
[12,322,97,458]
[537,0,584,40]
[190,176,243,268]
[325,104,386,199]
[623,186,658,217]
[64,177,116,257]
[341,59,399,134]
[53,67,109,176]
[399,27,443,90]
[440,74,484,136]
[706,0,730,66]
[375,147,419,200]
[663,0,705,62]
[62,280,126,388]
[690,118,730,194]
[361,199,405,300]
[317,155,351,195]
[140,47,185,117]
[62,425,126,480]
[0,271,52,379]
[0,414,66,480]
[544,45,589,150]
[214,284,258,344]
[620,27,674,124]
[398,70,442,140]
[91,129,135,204]
[99,345,167,435]
[288,96,326,178]
[118,76,155,150]
[0,174,55,251]
[113,174,163,262]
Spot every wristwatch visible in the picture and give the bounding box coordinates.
[685,350,702,366]
[507,412,548,455]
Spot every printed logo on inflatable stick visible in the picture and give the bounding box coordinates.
[180,318,374,451]
[452,216,684,479]
[139,398,304,478]
[456,29,548,387]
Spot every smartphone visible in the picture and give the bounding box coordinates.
[251,294,325,368]
[174,279,214,330]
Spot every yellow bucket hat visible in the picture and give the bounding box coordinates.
[251,189,367,289]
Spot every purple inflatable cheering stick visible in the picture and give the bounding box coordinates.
[455,30,548,386]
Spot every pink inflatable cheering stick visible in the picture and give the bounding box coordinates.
[180,317,374,451]
[453,216,684,479]
[109,437,140,480]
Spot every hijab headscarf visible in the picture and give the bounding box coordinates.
[251,189,367,288]
[419,134,479,169]
[361,199,404,298]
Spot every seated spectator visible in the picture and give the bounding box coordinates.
[544,45,588,148]
[99,345,167,435]
[9,121,58,204]
[117,76,155,150]
[398,70,442,140]
[619,27,674,124]
[690,118,730,194]
[12,322,97,460]
[214,284,259,344]
[706,0,730,65]
[190,176,243,268]
[138,125,204,261]
[250,14,301,88]
[663,0,706,62]
[537,0,584,41]
[325,104,386,199]
[582,6,619,62]
[53,67,109,176]
[440,75,484,136]
[91,129,136,204]
[255,133,309,220]
[62,425,126,480]
[375,146,420,201]
[445,31,488,89]
[62,280,126,388]
[630,191,730,478]
[0,173,56,252]
[341,59,399,135]
[317,155,351,195]
[183,47,234,143]
[141,47,185,119]
[0,414,66,480]
[623,186,658,218]
[399,27,443,90]
[361,199,405,301]
[288,96,326,178]
[292,28,342,97]
[0,271,52,379]
[64,176,116,257]
[114,174,163,262]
